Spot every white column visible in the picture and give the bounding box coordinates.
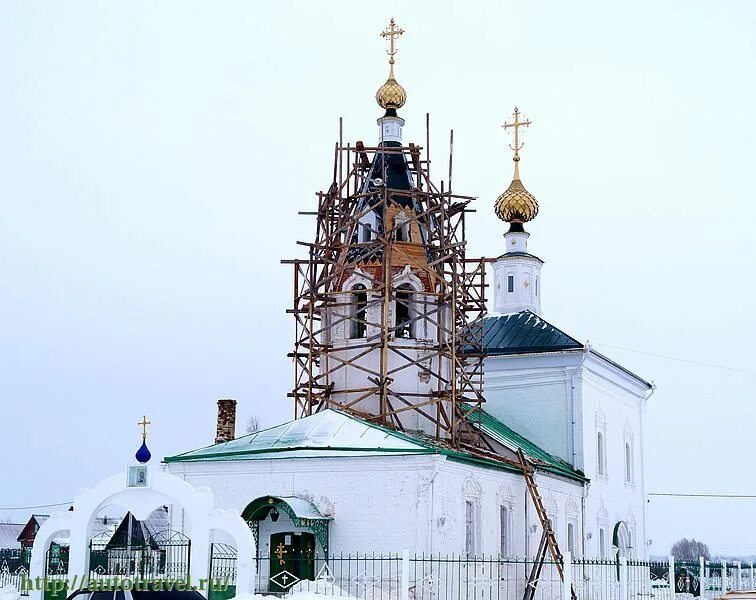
[190,529,211,598]
[737,561,742,590]
[668,556,675,600]
[722,560,728,594]
[619,556,628,600]
[563,551,573,600]
[401,549,410,600]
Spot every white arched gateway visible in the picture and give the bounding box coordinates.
[29,462,256,600]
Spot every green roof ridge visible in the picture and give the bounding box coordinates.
[164,408,584,482]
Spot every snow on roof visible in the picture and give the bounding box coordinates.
[277,497,330,521]
[482,310,583,355]
[165,409,429,463]
[482,310,651,387]
[0,523,24,550]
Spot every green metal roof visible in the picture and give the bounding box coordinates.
[464,406,586,482]
[164,409,430,463]
[483,311,583,356]
[482,311,652,388]
[165,408,584,482]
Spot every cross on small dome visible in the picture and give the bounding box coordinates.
[495,107,539,229]
[135,415,152,463]
[376,19,407,112]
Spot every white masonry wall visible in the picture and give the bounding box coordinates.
[430,458,584,558]
[484,352,583,466]
[579,352,649,559]
[483,348,650,559]
[165,452,585,557]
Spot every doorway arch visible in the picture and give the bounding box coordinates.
[613,521,630,558]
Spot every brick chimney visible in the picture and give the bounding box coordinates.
[215,399,237,444]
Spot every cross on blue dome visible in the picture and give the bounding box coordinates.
[135,415,152,463]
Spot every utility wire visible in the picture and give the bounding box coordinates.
[0,501,72,511]
[649,493,756,499]
[592,342,756,375]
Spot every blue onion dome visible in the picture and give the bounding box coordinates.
[135,439,152,463]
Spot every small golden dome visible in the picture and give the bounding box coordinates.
[494,173,539,224]
[376,71,407,110]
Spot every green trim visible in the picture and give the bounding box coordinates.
[164,408,583,482]
[165,445,433,463]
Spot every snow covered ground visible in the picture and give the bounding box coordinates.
[0,586,373,600]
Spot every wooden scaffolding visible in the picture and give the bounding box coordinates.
[283,117,489,450]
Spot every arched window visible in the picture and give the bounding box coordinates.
[394,213,411,242]
[350,285,367,339]
[465,500,475,555]
[599,528,606,558]
[395,284,414,339]
[625,441,633,483]
[597,432,606,476]
[567,522,575,553]
[499,506,509,556]
[507,274,515,293]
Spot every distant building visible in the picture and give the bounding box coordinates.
[16,515,49,551]
[0,523,24,551]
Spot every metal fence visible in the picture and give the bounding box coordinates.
[9,550,756,600]
[88,529,191,581]
[253,554,756,600]
[0,562,30,597]
[244,553,647,600]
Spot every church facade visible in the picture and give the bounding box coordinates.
[163,19,653,584]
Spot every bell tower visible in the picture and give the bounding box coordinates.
[492,107,543,315]
[286,20,488,448]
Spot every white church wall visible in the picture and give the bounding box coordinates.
[167,454,439,554]
[482,348,650,559]
[166,451,586,559]
[325,340,448,435]
[430,460,585,557]
[483,352,583,464]
[324,268,450,438]
[427,461,583,557]
[429,460,528,556]
[492,251,543,315]
[531,473,585,558]
[580,353,649,559]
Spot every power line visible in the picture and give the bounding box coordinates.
[649,492,756,499]
[0,501,72,511]
[592,342,756,376]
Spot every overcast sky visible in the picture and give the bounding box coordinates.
[1,1,755,556]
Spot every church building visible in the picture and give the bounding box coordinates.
[162,19,653,588]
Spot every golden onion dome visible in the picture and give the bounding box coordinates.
[494,165,539,224]
[376,67,407,110]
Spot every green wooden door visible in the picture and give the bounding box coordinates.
[298,532,316,581]
[269,532,316,592]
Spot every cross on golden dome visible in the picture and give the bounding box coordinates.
[138,415,151,440]
[502,107,532,163]
[495,106,539,227]
[376,19,407,111]
[381,18,405,66]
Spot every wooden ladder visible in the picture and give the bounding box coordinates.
[518,448,577,600]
